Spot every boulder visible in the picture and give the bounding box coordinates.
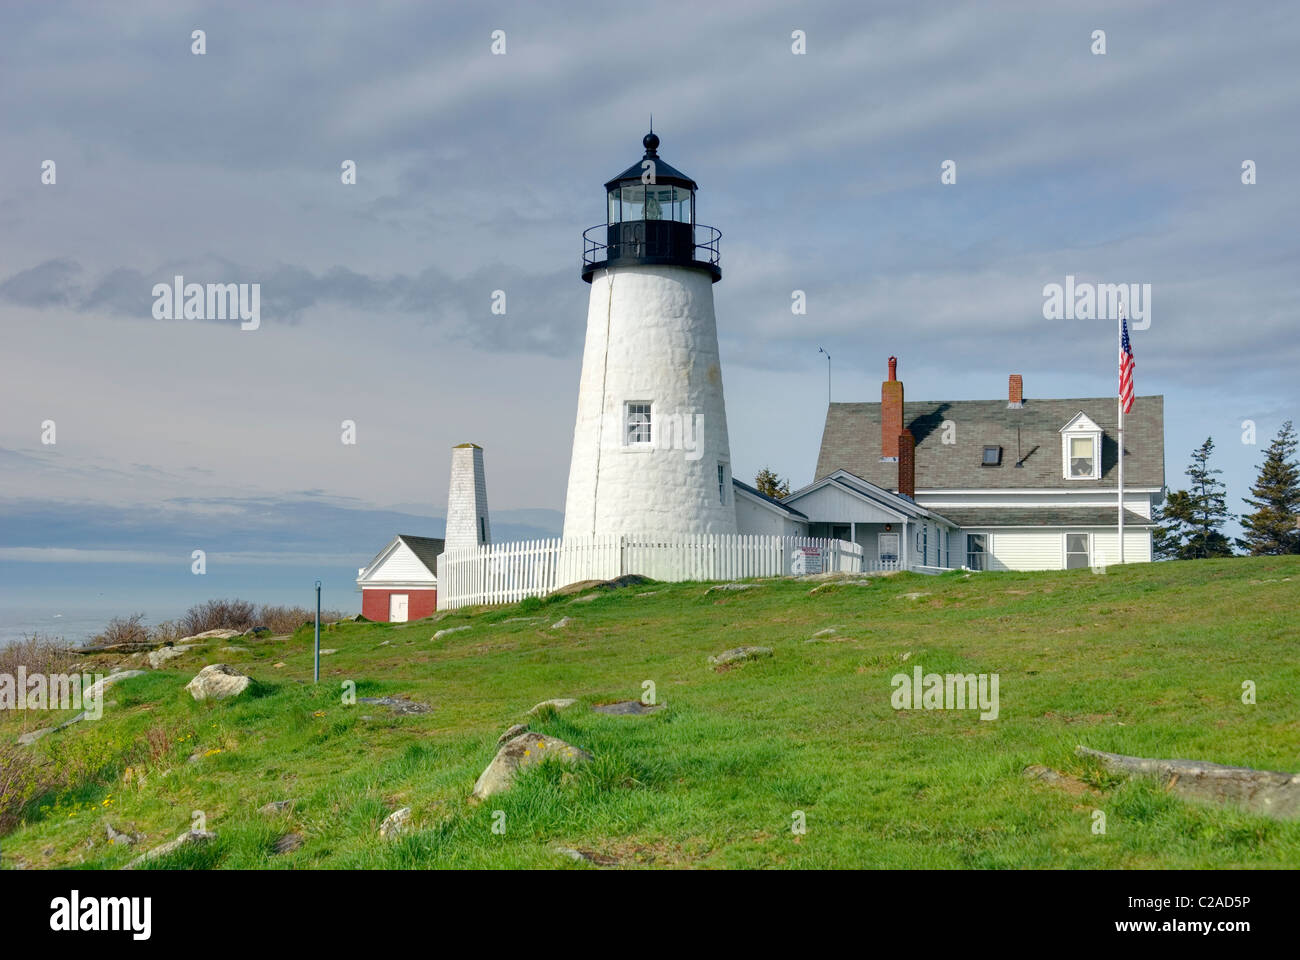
[105,822,137,846]
[177,629,243,643]
[705,582,756,594]
[550,617,574,629]
[16,727,54,746]
[147,644,197,669]
[497,723,529,744]
[471,732,591,801]
[528,698,578,715]
[708,646,773,666]
[258,800,296,816]
[433,626,470,640]
[185,664,251,701]
[124,829,216,869]
[379,807,411,839]
[551,574,650,598]
[318,648,338,655]
[272,832,304,855]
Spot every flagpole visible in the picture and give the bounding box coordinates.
[1117,308,1125,565]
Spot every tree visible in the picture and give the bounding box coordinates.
[1237,420,1300,555]
[754,467,790,499]
[1181,437,1234,559]
[1151,489,1193,560]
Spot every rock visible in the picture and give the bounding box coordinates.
[433,626,470,640]
[471,732,591,801]
[357,696,433,715]
[377,640,391,647]
[528,698,578,715]
[1076,745,1300,820]
[84,670,146,704]
[551,574,650,598]
[273,662,287,668]
[185,664,251,701]
[497,723,529,744]
[17,727,54,746]
[124,829,216,869]
[501,617,543,624]
[147,644,198,669]
[706,582,756,594]
[379,807,411,839]
[897,592,931,600]
[105,822,136,846]
[811,627,838,638]
[809,580,875,595]
[552,845,618,867]
[272,832,304,855]
[220,646,249,654]
[319,648,338,655]
[707,646,773,666]
[550,617,574,629]
[568,593,600,604]
[591,700,664,716]
[258,800,296,816]
[177,629,243,643]
[635,590,663,597]
[243,627,271,638]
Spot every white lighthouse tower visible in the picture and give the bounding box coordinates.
[562,131,737,539]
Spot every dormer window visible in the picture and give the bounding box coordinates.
[1060,412,1103,480]
[982,445,1002,466]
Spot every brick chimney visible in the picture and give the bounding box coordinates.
[881,356,903,459]
[898,428,916,499]
[1008,374,1024,408]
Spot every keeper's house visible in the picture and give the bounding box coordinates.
[356,535,445,622]
[792,358,1165,571]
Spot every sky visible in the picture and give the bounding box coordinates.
[2,1,1297,635]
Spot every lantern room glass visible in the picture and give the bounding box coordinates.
[607,185,693,225]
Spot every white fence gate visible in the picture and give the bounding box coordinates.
[436,534,866,610]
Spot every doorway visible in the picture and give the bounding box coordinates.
[389,594,409,623]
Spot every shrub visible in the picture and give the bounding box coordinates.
[178,598,257,635]
[0,743,49,835]
[0,634,73,677]
[94,612,149,646]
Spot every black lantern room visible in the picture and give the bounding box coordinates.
[582,131,721,283]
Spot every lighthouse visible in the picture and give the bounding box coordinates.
[561,131,737,539]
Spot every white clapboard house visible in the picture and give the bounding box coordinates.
[772,359,1166,571]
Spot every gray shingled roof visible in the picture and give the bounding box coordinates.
[815,396,1164,491]
[936,508,1153,528]
[732,478,808,518]
[398,535,446,574]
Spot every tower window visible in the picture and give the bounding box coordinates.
[479,517,486,543]
[626,402,652,445]
[982,445,1002,466]
[718,462,728,503]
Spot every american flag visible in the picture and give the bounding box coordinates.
[1119,317,1135,414]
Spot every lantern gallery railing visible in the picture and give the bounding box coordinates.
[582,223,722,274]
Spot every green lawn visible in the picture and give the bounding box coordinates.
[4,555,1298,869]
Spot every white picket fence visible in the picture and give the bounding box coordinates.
[436,534,868,610]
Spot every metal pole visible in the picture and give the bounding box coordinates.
[313,579,321,684]
[818,347,831,405]
[1117,311,1125,565]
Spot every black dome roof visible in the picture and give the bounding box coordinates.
[603,131,698,191]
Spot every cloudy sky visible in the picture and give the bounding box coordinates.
[2,1,1297,627]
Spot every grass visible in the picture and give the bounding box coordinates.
[2,555,1298,869]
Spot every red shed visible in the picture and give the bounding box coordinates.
[356,534,444,623]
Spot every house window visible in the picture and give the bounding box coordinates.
[1068,435,1097,478]
[626,402,652,445]
[717,462,728,503]
[1065,533,1091,569]
[966,533,987,570]
[982,445,1002,466]
[922,526,928,565]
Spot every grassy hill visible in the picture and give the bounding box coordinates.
[3,556,1298,869]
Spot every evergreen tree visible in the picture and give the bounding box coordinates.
[1238,420,1300,555]
[1151,489,1193,560]
[754,467,790,499]
[1181,437,1234,559]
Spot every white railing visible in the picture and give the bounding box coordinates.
[436,534,868,610]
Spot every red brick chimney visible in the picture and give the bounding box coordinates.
[1008,374,1024,408]
[881,356,903,459]
[898,428,916,499]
